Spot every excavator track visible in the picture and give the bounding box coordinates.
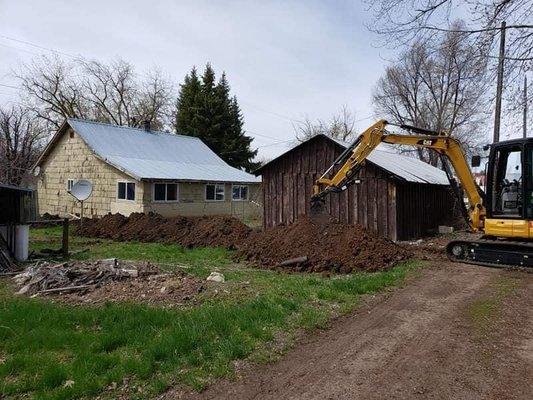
[446,239,533,271]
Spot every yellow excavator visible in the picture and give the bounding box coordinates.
[311,120,533,269]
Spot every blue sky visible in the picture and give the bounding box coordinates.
[0,1,401,158]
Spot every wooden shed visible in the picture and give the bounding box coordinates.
[255,134,455,241]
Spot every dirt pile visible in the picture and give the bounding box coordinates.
[77,212,252,249]
[76,213,411,273]
[63,271,203,306]
[238,217,412,273]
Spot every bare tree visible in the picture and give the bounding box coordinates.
[294,105,357,143]
[0,106,45,186]
[17,56,87,130]
[366,0,533,113]
[373,28,488,165]
[17,56,173,132]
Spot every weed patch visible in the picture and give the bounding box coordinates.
[467,275,518,339]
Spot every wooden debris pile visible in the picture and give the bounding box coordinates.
[14,259,158,296]
[0,235,17,272]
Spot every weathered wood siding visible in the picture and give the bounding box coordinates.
[261,136,398,239]
[395,183,455,240]
[260,135,455,241]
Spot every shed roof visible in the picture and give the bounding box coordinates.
[256,134,449,185]
[38,119,260,183]
[0,184,33,192]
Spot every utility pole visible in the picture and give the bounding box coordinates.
[493,21,506,143]
[523,75,527,139]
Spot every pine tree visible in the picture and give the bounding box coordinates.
[175,64,258,172]
[174,67,201,135]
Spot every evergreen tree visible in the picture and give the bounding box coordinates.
[175,64,258,172]
[174,67,201,135]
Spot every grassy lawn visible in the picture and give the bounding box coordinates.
[0,226,420,399]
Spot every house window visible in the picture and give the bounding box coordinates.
[117,181,135,201]
[153,182,179,202]
[232,185,249,201]
[205,183,225,201]
[66,179,75,192]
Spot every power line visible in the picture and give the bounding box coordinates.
[0,83,18,90]
[354,115,373,122]
[246,129,294,143]
[257,139,294,148]
[241,100,305,124]
[221,139,294,155]
[0,34,76,58]
[0,41,41,56]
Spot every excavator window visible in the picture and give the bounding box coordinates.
[491,146,523,217]
[525,145,533,219]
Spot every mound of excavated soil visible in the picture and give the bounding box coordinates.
[77,212,252,249]
[238,217,411,273]
[77,213,411,273]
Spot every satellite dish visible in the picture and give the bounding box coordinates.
[70,179,93,201]
[33,166,41,177]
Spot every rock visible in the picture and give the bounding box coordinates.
[438,225,454,234]
[206,272,225,283]
[63,379,75,388]
[121,269,138,278]
[160,286,166,293]
[16,284,31,295]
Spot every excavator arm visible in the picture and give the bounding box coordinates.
[311,120,485,231]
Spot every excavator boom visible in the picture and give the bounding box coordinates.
[312,120,485,231]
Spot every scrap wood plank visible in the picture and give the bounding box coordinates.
[0,233,16,271]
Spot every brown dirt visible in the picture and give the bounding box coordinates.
[77,213,411,273]
[77,212,252,249]
[59,271,204,306]
[169,262,533,400]
[238,217,412,273]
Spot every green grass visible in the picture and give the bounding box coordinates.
[28,225,230,277]
[0,227,421,399]
[467,275,518,338]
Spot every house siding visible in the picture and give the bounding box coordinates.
[142,181,262,218]
[37,127,144,217]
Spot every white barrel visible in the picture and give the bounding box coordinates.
[15,224,29,261]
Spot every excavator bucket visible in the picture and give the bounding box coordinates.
[310,197,330,224]
[310,197,325,215]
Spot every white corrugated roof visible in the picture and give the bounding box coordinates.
[326,135,449,185]
[328,137,449,185]
[67,119,260,183]
[367,148,449,185]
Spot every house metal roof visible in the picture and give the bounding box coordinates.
[56,119,261,183]
[256,134,449,185]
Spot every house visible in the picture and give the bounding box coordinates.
[34,119,261,219]
[255,134,456,240]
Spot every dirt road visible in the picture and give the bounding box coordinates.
[175,262,533,400]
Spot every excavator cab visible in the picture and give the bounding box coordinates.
[484,138,533,238]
